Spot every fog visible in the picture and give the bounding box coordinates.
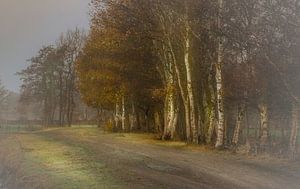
[0,0,89,92]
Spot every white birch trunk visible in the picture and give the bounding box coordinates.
[115,102,121,130]
[163,83,179,140]
[166,38,189,141]
[232,103,246,146]
[215,0,225,149]
[121,96,126,131]
[155,43,179,140]
[172,55,192,142]
[215,54,225,148]
[184,26,198,144]
[155,6,192,142]
[289,103,299,159]
[259,102,269,147]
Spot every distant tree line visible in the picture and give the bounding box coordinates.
[18,29,90,126]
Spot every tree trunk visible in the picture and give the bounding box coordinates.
[129,100,137,131]
[289,103,299,159]
[58,72,65,126]
[246,106,250,138]
[215,0,225,149]
[197,104,203,143]
[205,73,217,145]
[183,102,192,142]
[96,108,102,127]
[155,110,163,136]
[115,101,121,130]
[121,96,126,131]
[184,26,198,144]
[206,109,216,145]
[232,103,246,146]
[136,110,141,131]
[84,108,88,121]
[163,88,179,140]
[215,63,225,148]
[259,102,269,149]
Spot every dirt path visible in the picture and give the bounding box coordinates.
[1,128,300,189]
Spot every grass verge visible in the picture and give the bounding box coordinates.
[0,130,121,189]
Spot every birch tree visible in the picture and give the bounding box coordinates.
[75,0,300,157]
[215,0,225,148]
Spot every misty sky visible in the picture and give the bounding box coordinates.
[0,0,90,92]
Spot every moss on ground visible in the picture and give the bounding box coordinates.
[17,132,120,189]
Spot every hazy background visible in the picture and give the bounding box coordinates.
[0,0,90,92]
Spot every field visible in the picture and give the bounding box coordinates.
[0,126,299,189]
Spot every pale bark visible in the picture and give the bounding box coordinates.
[184,25,198,144]
[154,3,195,143]
[163,85,179,140]
[232,103,246,146]
[173,57,192,142]
[259,102,269,147]
[169,35,192,142]
[289,103,299,159]
[153,15,180,140]
[215,61,225,148]
[115,102,121,130]
[156,41,179,140]
[121,96,126,131]
[166,35,190,141]
[215,0,225,149]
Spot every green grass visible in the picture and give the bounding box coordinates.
[0,124,43,133]
[14,130,121,189]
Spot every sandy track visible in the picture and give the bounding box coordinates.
[1,128,300,189]
[39,129,300,189]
